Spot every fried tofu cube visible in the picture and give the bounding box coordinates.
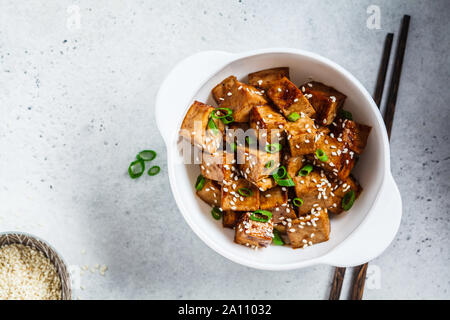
[306,132,356,180]
[267,77,316,119]
[332,118,372,154]
[223,211,244,229]
[287,209,330,249]
[260,186,296,223]
[250,105,287,143]
[254,177,277,191]
[327,175,362,214]
[285,116,317,156]
[234,212,274,248]
[196,179,222,207]
[236,146,280,191]
[260,187,288,210]
[200,151,234,182]
[248,67,290,91]
[221,177,260,211]
[293,170,334,216]
[180,101,224,154]
[301,81,346,125]
[285,155,305,178]
[211,76,267,122]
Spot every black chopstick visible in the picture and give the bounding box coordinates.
[329,31,395,300]
[350,15,410,300]
[383,15,410,139]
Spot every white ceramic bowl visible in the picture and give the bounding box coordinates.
[155,48,402,270]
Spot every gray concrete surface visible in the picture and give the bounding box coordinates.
[0,0,449,299]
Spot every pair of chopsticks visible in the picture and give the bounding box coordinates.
[329,15,410,300]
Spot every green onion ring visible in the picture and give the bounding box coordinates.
[211,107,232,119]
[315,149,328,162]
[222,115,234,124]
[273,166,287,180]
[211,207,222,220]
[298,164,313,176]
[250,210,272,223]
[342,190,356,210]
[276,178,295,187]
[272,229,284,245]
[287,112,300,122]
[238,187,253,197]
[265,160,274,169]
[265,143,282,153]
[137,150,156,162]
[148,166,160,176]
[292,198,303,207]
[195,174,206,191]
[128,159,145,179]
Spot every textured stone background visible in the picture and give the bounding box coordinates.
[0,0,449,299]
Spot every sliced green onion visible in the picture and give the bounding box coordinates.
[137,150,156,162]
[230,142,237,152]
[273,166,287,180]
[208,118,219,135]
[298,164,313,176]
[342,190,356,210]
[265,160,274,169]
[211,107,232,119]
[250,210,272,223]
[272,229,284,245]
[222,115,234,124]
[293,198,303,207]
[272,165,295,187]
[148,166,160,176]
[340,109,353,120]
[238,187,253,197]
[128,159,145,179]
[211,207,222,220]
[265,143,282,153]
[315,149,328,162]
[245,136,255,145]
[276,178,295,187]
[287,112,300,122]
[195,174,206,191]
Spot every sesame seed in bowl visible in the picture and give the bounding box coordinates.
[0,232,71,300]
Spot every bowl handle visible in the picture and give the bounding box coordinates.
[321,172,402,267]
[155,50,234,144]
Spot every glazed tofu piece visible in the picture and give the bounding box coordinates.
[285,116,317,156]
[287,209,330,249]
[301,81,346,126]
[254,177,277,192]
[293,170,334,216]
[285,155,305,178]
[267,77,316,119]
[332,117,372,154]
[248,67,290,91]
[327,175,362,214]
[250,105,287,144]
[221,177,260,211]
[306,132,356,180]
[223,211,244,229]
[196,178,222,207]
[236,146,280,191]
[211,76,267,122]
[234,212,274,248]
[260,186,296,223]
[200,151,234,182]
[180,101,224,154]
